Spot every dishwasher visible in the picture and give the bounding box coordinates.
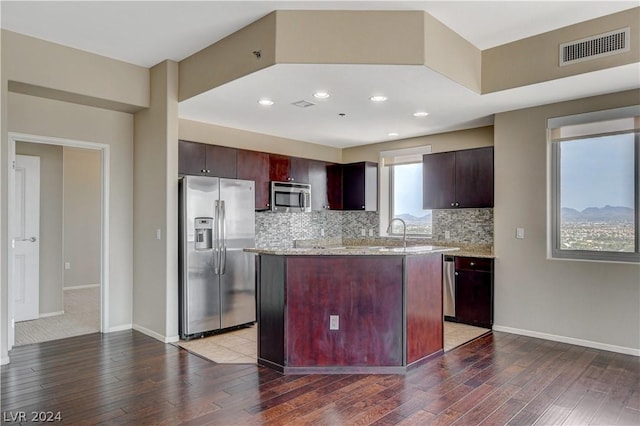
[443,255,456,320]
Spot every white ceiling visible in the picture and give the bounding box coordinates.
[2,1,639,148]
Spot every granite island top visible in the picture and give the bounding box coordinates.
[246,238,495,258]
[245,245,459,256]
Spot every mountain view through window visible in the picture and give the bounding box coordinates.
[559,133,636,252]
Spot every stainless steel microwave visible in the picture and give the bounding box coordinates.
[271,181,311,212]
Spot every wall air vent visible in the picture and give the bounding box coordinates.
[291,100,315,108]
[559,27,630,66]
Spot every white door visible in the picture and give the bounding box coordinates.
[13,154,40,322]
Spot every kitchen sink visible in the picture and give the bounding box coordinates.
[378,245,437,252]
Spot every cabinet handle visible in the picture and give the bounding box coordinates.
[207,169,211,173]
[454,272,458,276]
[451,202,455,207]
[470,262,475,266]
[201,169,206,173]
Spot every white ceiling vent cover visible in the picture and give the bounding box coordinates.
[291,100,315,108]
[560,27,629,66]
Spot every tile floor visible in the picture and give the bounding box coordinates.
[176,324,257,363]
[176,321,490,364]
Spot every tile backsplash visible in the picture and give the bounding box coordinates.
[256,208,492,248]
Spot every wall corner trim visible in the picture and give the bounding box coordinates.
[492,325,640,356]
[132,324,177,343]
[108,324,133,333]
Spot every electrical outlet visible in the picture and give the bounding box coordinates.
[329,315,339,330]
[360,228,366,236]
[156,229,162,240]
[320,228,325,237]
[444,230,451,240]
[368,229,374,237]
[64,262,71,270]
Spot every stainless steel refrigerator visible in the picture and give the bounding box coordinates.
[178,175,256,339]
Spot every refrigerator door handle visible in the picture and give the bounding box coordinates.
[220,200,227,274]
[213,200,220,275]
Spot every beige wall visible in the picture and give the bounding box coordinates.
[179,118,342,163]
[2,30,149,111]
[63,147,101,288]
[483,7,640,93]
[7,92,134,331]
[133,61,179,341]
[15,143,63,315]
[493,89,640,352]
[342,126,494,163]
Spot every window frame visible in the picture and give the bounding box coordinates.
[389,162,432,237]
[549,107,640,263]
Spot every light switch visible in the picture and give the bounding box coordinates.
[516,227,525,239]
[156,229,162,240]
[329,315,339,330]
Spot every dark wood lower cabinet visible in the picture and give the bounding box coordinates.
[257,253,443,374]
[454,256,493,329]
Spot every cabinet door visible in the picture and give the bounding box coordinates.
[206,145,237,179]
[455,147,494,208]
[308,160,329,211]
[326,165,343,210]
[178,140,207,175]
[237,150,270,209]
[290,157,310,183]
[342,163,366,210]
[455,270,492,328]
[423,152,455,209]
[269,154,290,182]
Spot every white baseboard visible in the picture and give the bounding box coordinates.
[133,324,178,343]
[492,325,640,357]
[64,283,100,290]
[108,324,132,333]
[39,310,64,318]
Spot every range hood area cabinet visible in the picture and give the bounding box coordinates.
[422,147,494,209]
[327,162,378,211]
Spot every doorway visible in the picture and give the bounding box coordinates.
[7,133,110,350]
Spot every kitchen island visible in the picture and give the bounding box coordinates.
[247,245,457,374]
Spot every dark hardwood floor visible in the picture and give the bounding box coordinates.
[1,330,638,425]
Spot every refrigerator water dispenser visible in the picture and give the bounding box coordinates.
[194,217,213,250]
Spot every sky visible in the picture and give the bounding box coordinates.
[393,163,430,217]
[560,133,635,211]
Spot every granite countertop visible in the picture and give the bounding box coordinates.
[245,245,460,256]
[246,238,495,258]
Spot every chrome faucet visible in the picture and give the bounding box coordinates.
[386,218,407,248]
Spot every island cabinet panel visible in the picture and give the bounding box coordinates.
[257,255,286,366]
[285,256,403,367]
[405,255,443,364]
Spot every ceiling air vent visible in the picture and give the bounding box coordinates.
[559,27,630,66]
[291,100,315,108]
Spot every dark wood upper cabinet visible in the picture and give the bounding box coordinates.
[423,147,493,209]
[269,154,290,182]
[328,162,378,211]
[269,154,310,183]
[327,164,344,210]
[237,149,270,210]
[308,160,330,211]
[178,140,237,178]
[289,157,310,184]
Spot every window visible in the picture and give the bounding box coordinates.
[390,162,432,235]
[549,106,639,262]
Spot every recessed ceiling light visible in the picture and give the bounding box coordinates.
[258,98,274,106]
[413,111,429,117]
[370,95,388,102]
[313,91,330,99]
[388,132,399,137]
